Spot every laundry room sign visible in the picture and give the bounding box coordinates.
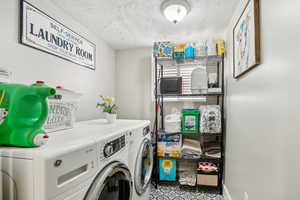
[20,1,96,70]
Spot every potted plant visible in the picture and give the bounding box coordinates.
[97,95,118,123]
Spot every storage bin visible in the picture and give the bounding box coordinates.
[197,174,218,186]
[43,87,81,133]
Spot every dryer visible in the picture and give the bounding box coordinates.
[84,131,132,200]
[128,123,154,200]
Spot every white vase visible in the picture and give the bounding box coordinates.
[105,113,117,124]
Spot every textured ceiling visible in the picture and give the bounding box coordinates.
[50,0,239,50]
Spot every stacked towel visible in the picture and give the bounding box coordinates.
[203,142,221,158]
[181,139,202,159]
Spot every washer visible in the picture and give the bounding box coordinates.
[128,123,154,200]
[0,126,98,200]
[0,120,140,200]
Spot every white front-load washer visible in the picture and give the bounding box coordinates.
[128,123,154,200]
[0,120,138,200]
[0,125,99,200]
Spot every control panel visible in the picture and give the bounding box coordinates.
[102,134,126,159]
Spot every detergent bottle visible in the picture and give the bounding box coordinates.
[0,81,56,147]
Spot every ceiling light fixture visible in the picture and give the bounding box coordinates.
[161,0,191,24]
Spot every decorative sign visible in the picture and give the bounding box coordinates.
[20,1,96,70]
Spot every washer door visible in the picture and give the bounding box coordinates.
[134,138,154,195]
[84,162,132,200]
[1,170,17,200]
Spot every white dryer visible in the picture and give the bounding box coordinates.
[128,123,154,200]
[84,130,133,200]
[0,121,134,200]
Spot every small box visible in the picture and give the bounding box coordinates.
[217,40,226,56]
[173,44,185,59]
[160,77,182,95]
[197,174,218,186]
[159,159,176,181]
[153,42,173,57]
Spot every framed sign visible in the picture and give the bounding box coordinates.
[20,0,96,70]
[233,0,260,79]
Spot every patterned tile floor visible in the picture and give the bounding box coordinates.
[150,183,224,200]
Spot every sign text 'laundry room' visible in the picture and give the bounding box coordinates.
[20,1,96,70]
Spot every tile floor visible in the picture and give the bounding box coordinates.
[150,183,224,200]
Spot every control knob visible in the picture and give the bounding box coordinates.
[104,145,114,157]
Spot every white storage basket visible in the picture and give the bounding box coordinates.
[44,88,81,133]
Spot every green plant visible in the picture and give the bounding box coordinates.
[97,95,118,114]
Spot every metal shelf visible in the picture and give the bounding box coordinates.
[153,54,225,195]
[156,55,222,66]
[158,130,222,137]
[157,93,224,97]
[157,156,222,162]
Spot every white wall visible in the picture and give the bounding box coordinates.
[224,0,299,199]
[0,0,116,121]
[115,48,153,121]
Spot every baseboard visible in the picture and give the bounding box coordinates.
[223,184,233,200]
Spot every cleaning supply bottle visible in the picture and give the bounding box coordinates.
[185,42,195,59]
[0,81,56,147]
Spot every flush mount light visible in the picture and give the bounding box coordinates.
[161,0,191,24]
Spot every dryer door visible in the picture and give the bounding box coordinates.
[84,162,132,200]
[134,138,154,195]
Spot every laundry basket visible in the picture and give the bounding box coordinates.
[43,87,81,133]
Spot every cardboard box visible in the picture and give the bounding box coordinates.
[197,174,218,186]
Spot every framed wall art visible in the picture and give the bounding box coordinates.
[233,0,260,79]
[20,0,96,70]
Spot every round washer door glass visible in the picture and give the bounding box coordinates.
[135,138,154,195]
[84,162,132,200]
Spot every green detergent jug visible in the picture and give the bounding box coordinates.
[0,81,56,147]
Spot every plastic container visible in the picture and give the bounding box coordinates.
[191,67,208,94]
[181,109,200,133]
[43,86,81,133]
[185,43,195,58]
[195,42,208,57]
[164,111,181,133]
[0,82,56,147]
[207,40,217,56]
[217,40,225,56]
